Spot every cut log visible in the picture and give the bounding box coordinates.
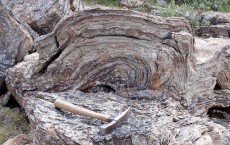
[2,0,85,35]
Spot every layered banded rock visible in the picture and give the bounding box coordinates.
[6,9,193,105]
[22,90,230,144]
[2,0,85,35]
[198,24,230,38]
[0,4,33,95]
[217,45,230,90]
[5,9,230,144]
[198,12,230,38]
[187,38,230,117]
[201,12,230,24]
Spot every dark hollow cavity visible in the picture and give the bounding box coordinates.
[214,81,222,90]
[81,85,116,93]
[208,106,230,120]
[5,95,21,108]
[0,78,7,95]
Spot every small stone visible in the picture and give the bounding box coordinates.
[118,0,144,8]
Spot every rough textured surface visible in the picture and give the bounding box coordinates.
[187,38,230,117]
[6,9,193,105]
[2,0,85,35]
[118,0,144,7]
[5,9,230,144]
[22,90,230,145]
[0,107,30,144]
[0,3,33,94]
[198,24,230,38]
[198,12,230,38]
[201,12,230,24]
[3,134,32,145]
[0,91,11,106]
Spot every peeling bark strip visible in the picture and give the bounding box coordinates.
[2,0,85,35]
[0,4,33,93]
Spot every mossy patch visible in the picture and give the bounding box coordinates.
[0,107,30,144]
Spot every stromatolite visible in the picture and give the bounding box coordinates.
[5,9,230,144]
[186,38,230,116]
[22,90,230,144]
[6,9,193,105]
[2,0,85,35]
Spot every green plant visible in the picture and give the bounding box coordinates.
[0,107,30,144]
[159,1,195,17]
[83,0,117,7]
[169,0,230,12]
[158,1,211,35]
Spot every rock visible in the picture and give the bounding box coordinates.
[3,134,32,145]
[2,0,85,35]
[198,24,230,38]
[217,44,230,90]
[194,37,230,65]
[0,4,33,94]
[6,9,193,106]
[0,91,11,106]
[118,0,144,8]
[201,12,230,24]
[5,8,230,144]
[22,90,230,144]
[217,70,230,90]
[198,12,230,38]
[156,0,166,6]
[187,38,230,117]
